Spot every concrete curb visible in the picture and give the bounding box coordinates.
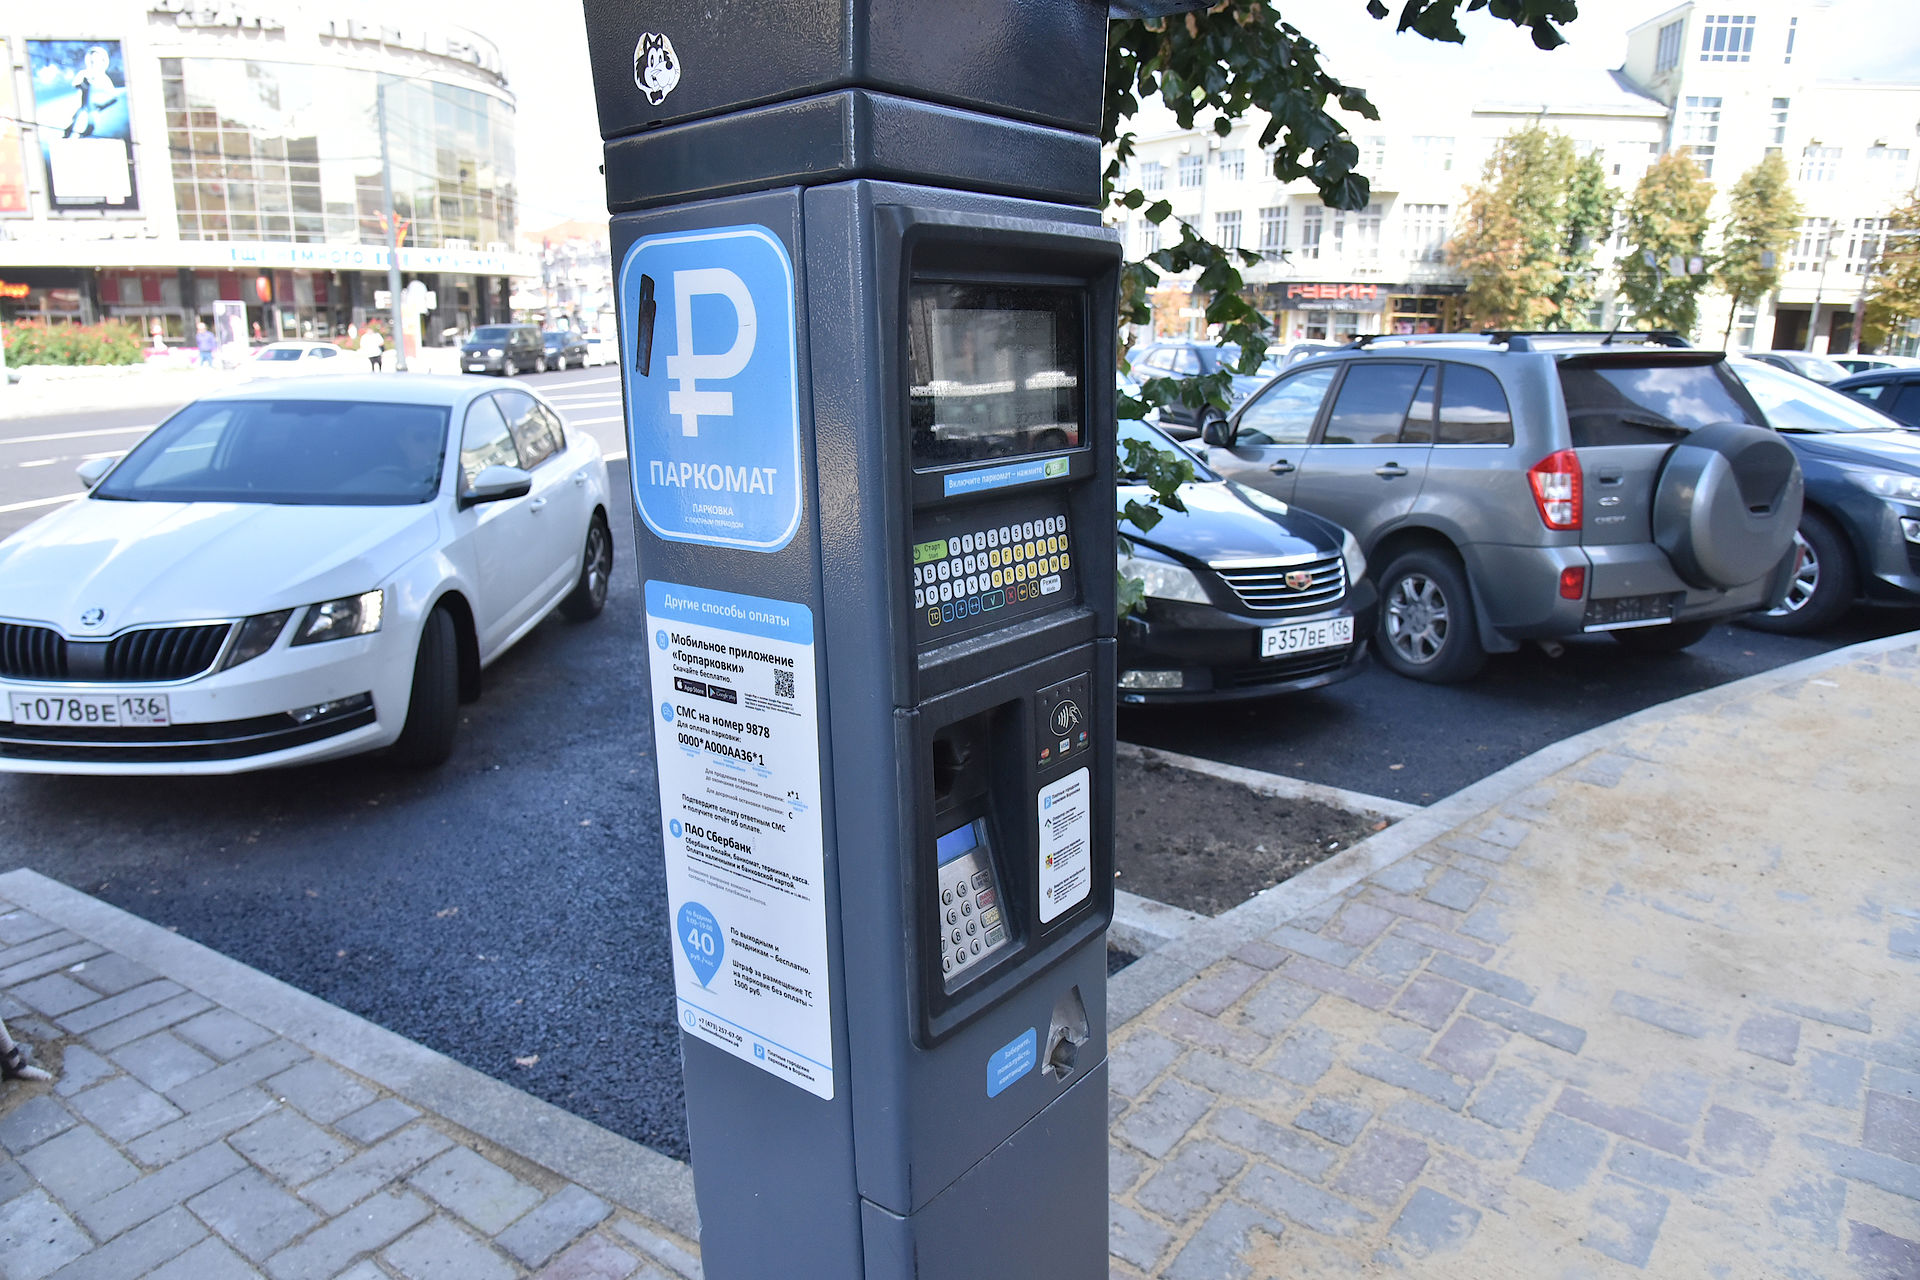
[1117,740,1420,823]
[0,868,702,1243]
[1108,627,1920,1026]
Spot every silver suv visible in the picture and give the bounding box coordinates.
[1198,333,1805,682]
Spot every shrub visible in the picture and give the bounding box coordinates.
[1,320,146,366]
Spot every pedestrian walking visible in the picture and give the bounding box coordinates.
[195,321,215,368]
[360,325,385,372]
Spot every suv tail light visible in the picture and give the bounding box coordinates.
[1529,450,1583,531]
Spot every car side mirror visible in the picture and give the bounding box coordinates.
[76,456,116,488]
[461,464,532,507]
[1201,418,1234,447]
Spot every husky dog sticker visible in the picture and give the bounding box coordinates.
[634,32,681,106]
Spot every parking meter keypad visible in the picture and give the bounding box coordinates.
[913,508,1075,645]
[937,844,1011,983]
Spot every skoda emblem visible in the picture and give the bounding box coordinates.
[80,607,107,629]
[1284,570,1313,591]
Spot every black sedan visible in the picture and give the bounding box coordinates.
[1117,419,1376,702]
[1832,367,1920,431]
[543,330,588,371]
[1126,341,1284,439]
[1729,358,1920,634]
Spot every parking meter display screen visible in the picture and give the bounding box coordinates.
[909,284,1084,468]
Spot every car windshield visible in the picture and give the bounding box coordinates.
[1208,344,1287,377]
[94,399,450,506]
[543,332,564,344]
[1730,358,1911,434]
[470,326,512,343]
[1558,358,1761,446]
[256,348,304,361]
[1118,418,1216,483]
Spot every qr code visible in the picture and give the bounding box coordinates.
[773,668,795,699]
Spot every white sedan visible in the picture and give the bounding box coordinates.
[246,340,363,377]
[0,377,613,774]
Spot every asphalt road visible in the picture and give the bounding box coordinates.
[4,366,1917,1164]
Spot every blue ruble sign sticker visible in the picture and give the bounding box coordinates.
[619,224,801,552]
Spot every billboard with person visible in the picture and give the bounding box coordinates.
[25,40,139,211]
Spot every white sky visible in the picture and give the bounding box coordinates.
[467,0,1920,230]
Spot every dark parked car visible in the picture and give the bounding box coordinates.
[460,324,545,376]
[1126,341,1284,439]
[1746,350,1849,384]
[1116,418,1375,702]
[543,329,588,371]
[1832,367,1920,431]
[1197,334,1805,683]
[1728,357,1920,633]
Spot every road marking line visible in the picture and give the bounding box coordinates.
[0,424,155,446]
[548,375,621,387]
[0,493,83,515]
[19,458,57,468]
[565,415,623,426]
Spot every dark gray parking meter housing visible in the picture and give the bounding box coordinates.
[578,3,1210,1276]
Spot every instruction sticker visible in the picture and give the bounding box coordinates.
[1037,766,1091,923]
[646,579,833,1099]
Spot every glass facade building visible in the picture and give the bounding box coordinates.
[160,59,516,250]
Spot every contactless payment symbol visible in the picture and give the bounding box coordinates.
[620,225,801,553]
[678,901,723,987]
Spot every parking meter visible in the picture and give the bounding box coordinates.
[581,4,1199,1274]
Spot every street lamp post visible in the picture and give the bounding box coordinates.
[1805,224,1840,355]
[376,79,407,373]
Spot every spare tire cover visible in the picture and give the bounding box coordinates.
[1651,422,1804,590]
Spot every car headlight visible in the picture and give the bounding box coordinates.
[1852,470,1920,502]
[487,347,503,357]
[1340,529,1366,583]
[291,590,384,646]
[218,609,293,671]
[1118,553,1210,604]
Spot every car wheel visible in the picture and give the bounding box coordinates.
[502,358,517,377]
[390,606,459,767]
[561,514,614,622]
[1744,512,1855,635]
[1372,548,1487,684]
[534,355,548,374]
[1611,619,1716,652]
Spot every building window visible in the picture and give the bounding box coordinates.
[1177,153,1203,188]
[1259,205,1288,253]
[1409,136,1454,172]
[1734,308,1758,348]
[1699,14,1756,62]
[1138,220,1161,255]
[1300,205,1323,260]
[1846,218,1889,275]
[1867,146,1913,188]
[1330,209,1346,258]
[1655,19,1685,72]
[1360,136,1388,170]
[1790,217,1834,273]
[1217,148,1245,181]
[1402,203,1450,263]
[1140,161,1165,192]
[1215,210,1242,249]
[1678,97,1722,176]
[1784,16,1797,63]
[1798,145,1842,183]
[1769,98,1790,148]
[1353,204,1382,260]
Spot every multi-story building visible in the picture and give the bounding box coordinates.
[0,0,537,346]
[1622,0,1919,351]
[521,218,614,335]
[1113,62,1670,343]
[1112,0,1919,354]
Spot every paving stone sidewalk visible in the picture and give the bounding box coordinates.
[0,872,700,1280]
[3,635,1917,1279]
[1105,634,1920,1278]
